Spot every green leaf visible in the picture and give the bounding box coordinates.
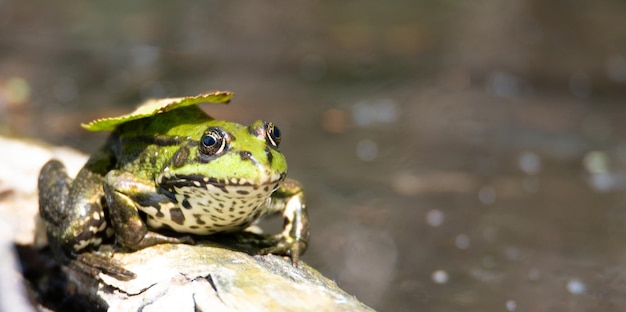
[81,91,234,132]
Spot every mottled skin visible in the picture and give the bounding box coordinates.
[38,105,308,276]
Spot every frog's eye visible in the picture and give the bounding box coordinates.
[200,128,227,155]
[266,122,281,147]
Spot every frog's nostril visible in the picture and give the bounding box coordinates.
[239,151,253,161]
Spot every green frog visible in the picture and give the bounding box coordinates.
[37,92,308,277]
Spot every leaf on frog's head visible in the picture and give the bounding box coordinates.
[81,91,234,132]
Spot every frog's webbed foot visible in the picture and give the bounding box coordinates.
[70,251,136,281]
[229,232,306,266]
[258,234,308,266]
[68,234,194,281]
[125,232,195,250]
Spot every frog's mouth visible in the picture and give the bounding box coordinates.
[158,172,286,192]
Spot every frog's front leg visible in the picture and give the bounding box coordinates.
[258,178,309,265]
[103,170,194,250]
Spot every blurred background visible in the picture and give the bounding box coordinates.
[2,1,626,311]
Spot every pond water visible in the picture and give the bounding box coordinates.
[2,1,626,311]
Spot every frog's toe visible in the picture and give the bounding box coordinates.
[124,232,196,250]
[258,235,307,266]
[74,252,136,281]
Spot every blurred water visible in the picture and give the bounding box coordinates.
[2,1,626,311]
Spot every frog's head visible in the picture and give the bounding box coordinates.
[156,120,287,212]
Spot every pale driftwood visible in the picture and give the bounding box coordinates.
[95,244,373,311]
[0,136,374,311]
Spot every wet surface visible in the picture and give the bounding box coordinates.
[2,1,626,311]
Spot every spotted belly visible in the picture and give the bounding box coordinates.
[140,182,279,235]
